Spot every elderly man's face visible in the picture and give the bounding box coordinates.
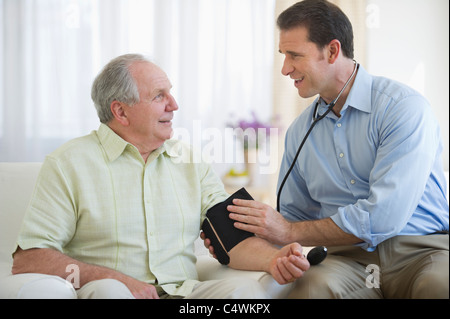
[125,61,178,148]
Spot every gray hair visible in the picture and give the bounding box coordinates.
[91,53,150,123]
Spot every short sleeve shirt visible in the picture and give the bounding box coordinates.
[17,124,229,296]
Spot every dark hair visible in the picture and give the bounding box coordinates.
[277,0,354,59]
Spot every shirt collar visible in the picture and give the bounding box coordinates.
[96,123,181,162]
[97,123,129,162]
[344,64,372,114]
[163,139,184,158]
[314,64,373,120]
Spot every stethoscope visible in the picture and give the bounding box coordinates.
[275,61,359,266]
[276,60,360,213]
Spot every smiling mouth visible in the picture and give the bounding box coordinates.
[294,77,304,86]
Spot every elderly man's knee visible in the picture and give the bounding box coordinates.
[15,275,77,299]
[77,279,134,299]
[227,278,269,299]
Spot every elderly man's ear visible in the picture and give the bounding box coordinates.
[110,101,130,126]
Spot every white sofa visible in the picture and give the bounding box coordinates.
[0,162,295,299]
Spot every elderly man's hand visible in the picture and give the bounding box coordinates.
[268,242,310,285]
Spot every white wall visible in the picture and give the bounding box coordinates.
[366,0,449,170]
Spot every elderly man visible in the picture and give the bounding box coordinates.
[11,54,309,299]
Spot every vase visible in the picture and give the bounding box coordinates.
[244,149,258,186]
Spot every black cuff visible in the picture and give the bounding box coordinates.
[201,188,255,265]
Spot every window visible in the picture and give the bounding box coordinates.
[0,0,276,170]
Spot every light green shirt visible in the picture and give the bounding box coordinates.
[17,124,229,296]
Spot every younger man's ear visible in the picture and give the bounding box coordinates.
[327,39,341,64]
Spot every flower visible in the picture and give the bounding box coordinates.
[227,111,278,150]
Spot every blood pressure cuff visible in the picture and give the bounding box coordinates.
[201,188,255,265]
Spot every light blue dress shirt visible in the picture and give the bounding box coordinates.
[278,65,449,251]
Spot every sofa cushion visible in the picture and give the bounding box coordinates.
[0,163,42,271]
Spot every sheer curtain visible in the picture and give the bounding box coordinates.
[0,0,276,168]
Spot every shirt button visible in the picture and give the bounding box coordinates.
[350,179,356,184]
[337,123,342,127]
[339,153,344,158]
